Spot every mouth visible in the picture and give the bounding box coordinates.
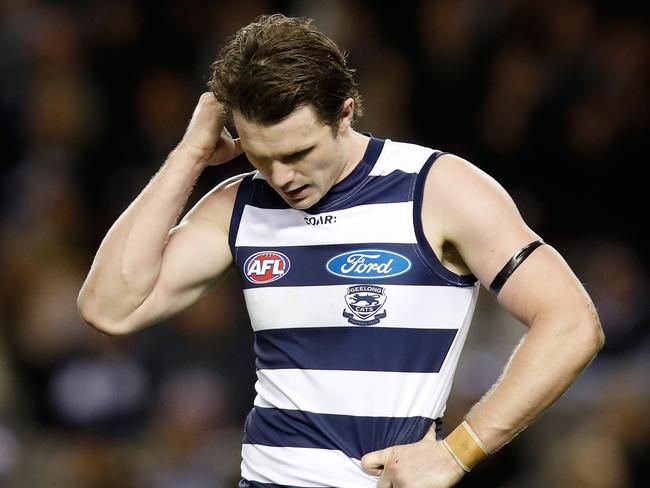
[284,184,309,200]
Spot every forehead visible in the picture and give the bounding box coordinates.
[234,105,329,159]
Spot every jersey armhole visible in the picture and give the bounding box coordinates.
[228,171,256,260]
[412,152,478,287]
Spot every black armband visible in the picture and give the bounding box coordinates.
[489,239,545,294]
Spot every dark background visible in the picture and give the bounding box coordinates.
[1,0,648,486]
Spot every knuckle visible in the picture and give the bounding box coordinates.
[199,93,217,106]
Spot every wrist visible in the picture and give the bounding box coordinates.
[170,143,214,169]
[442,420,490,472]
[154,148,207,194]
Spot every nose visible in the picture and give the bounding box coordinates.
[269,160,294,189]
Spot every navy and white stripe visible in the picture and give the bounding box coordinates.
[243,408,442,460]
[230,137,479,487]
[235,244,475,289]
[254,326,457,372]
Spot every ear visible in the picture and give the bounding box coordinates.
[337,98,355,134]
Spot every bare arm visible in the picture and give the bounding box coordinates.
[427,154,604,452]
[361,154,604,487]
[77,93,244,335]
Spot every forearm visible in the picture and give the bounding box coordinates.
[78,148,205,326]
[358,318,602,486]
[464,309,603,453]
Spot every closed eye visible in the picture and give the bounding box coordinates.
[283,146,314,162]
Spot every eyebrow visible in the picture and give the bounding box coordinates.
[246,145,315,162]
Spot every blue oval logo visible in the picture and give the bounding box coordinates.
[326,249,411,279]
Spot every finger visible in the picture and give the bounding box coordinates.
[182,96,223,144]
[365,465,383,477]
[233,137,243,155]
[218,131,244,161]
[377,474,393,488]
[193,93,224,131]
[221,126,244,155]
[361,448,389,472]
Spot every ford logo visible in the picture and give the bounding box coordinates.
[326,249,411,279]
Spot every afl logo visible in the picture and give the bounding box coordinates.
[244,251,291,284]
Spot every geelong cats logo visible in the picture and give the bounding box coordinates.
[343,285,388,326]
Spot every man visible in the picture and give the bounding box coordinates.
[78,14,604,488]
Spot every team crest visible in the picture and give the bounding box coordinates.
[343,285,388,326]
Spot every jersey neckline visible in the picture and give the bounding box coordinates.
[307,136,385,213]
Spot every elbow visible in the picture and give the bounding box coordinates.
[593,320,606,354]
[556,296,605,361]
[77,307,133,337]
[586,300,605,355]
[574,314,605,363]
[76,291,135,337]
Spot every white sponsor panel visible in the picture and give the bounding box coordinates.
[241,444,378,487]
[243,284,476,331]
[253,369,446,419]
[235,202,416,247]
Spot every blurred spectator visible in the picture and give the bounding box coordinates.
[1,1,648,486]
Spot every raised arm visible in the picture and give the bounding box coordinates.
[361,154,604,487]
[77,93,244,335]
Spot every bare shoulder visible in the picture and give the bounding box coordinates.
[422,153,540,286]
[180,172,250,233]
[424,153,515,221]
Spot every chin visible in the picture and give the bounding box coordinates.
[286,193,321,210]
[288,198,314,210]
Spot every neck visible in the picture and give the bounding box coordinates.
[334,130,370,185]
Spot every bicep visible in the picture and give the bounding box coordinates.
[494,244,595,328]
[425,155,585,326]
[125,181,240,329]
[148,217,233,316]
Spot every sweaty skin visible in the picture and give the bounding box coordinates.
[78,93,603,488]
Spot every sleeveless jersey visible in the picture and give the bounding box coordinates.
[229,137,480,488]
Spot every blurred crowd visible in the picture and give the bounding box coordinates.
[1,0,648,486]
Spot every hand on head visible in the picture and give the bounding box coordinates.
[176,92,243,167]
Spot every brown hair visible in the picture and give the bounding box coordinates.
[208,14,363,126]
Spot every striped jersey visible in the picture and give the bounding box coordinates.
[229,137,480,488]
